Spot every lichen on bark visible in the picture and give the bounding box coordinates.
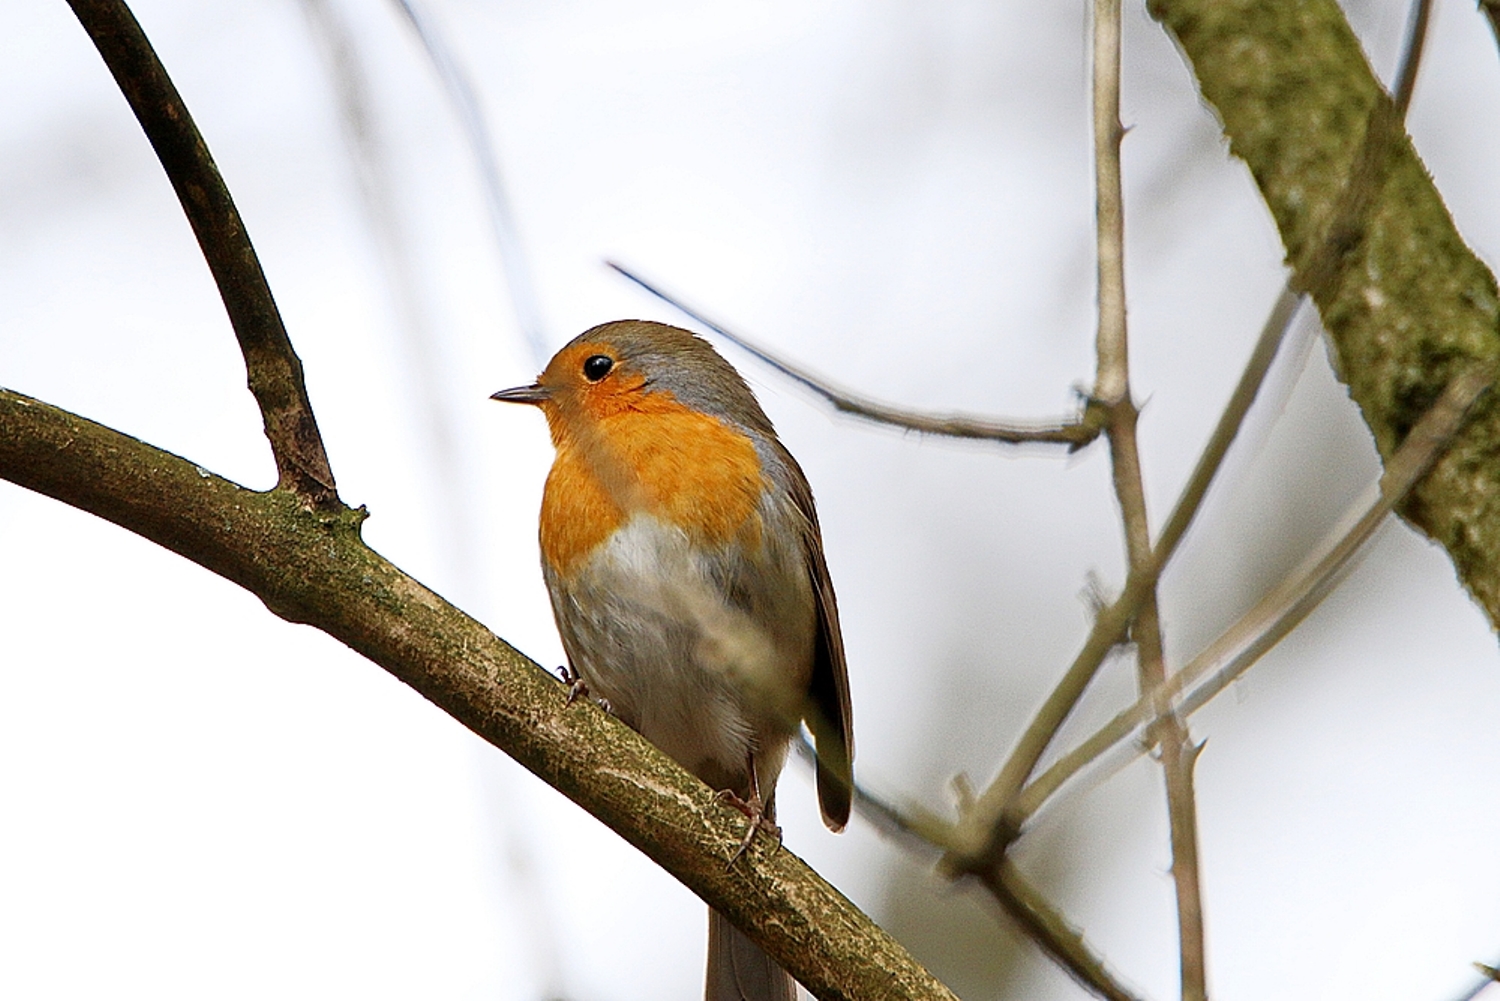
[1151,0,1500,624]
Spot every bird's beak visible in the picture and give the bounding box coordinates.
[490,383,551,405]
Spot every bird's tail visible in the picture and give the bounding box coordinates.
[706,908,796,1001]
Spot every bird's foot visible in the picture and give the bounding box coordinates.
[556,666,615,715]
[556,665,590,707]
[717,789,782,867]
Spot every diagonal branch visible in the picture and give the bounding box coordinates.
[976,860,1148,1001]
[951,0,1447,877]
[389,0,549,365]
[608,262,1104,448]
[64,0,336,504]
[940,287,1300,874]
[821,753,1148,1001]
[1149,0,1500,628]
[0,387,955,1001]
[1014,368,1492,824]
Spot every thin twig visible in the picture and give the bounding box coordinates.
[1456,961,1500,1001]
[1391,0,1434,117]
[1015,368,1492,822]
[607,262,1104,448]
[64,0,337,505]
[1086,0,1208,993]
[941,290,1300,868]
[390,0,549,365]
[1010,0,1444,831]
[976,861,1148,1001]
[1091,0,1129,408]
[1155,286,1301,560]
[792,738,1150,1001]
[1485,2,1500,57]
[954,0,1439,871]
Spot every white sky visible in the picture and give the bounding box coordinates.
[2,1,1500,999]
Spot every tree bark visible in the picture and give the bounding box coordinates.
[0,388,954,1001]
[1150,0,1500,626]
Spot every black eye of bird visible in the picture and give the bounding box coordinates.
[583,355,614,382]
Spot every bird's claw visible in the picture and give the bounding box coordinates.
[557,666,615,715]
[717,789,782,867]
[557,665,590,707]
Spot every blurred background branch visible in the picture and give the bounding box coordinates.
[608,261,1104,448]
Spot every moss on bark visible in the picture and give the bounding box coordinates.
[1152,0,1500,625]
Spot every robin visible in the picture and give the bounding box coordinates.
[492,319,853,1001]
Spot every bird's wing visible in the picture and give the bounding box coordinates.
[779,446,853,832]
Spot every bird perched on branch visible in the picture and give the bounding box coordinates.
[492,319,853,1001]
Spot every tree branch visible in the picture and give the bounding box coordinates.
[389,0,549,365]
[955,0,1459,875]
[943,286,1301,871]
[1481,2,1500,60]
[1014,368,1492,822]
[820,751,1150,1001]
[975,861,1148,1001]
[608,262,1104,448]
[65,0,337,504]
[1087,0,1207,992]
[1150,0,1500,627]
[0,388,954,1001]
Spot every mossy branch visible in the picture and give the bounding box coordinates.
[0,388,954,1001]
[1149,0,1500,625]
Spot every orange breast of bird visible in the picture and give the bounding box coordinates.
[539,385,766,582]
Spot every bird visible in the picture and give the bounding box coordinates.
[492,319,853,1001]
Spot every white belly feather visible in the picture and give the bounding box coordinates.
[548,511,813,785]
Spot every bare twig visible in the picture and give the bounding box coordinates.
[943,292,1301,870]
[1091,0,1129,408]
[390,0,548,364]
[1015,368,1492,822]
[1085,0,1208,993]
[976,861,1148,1001]
[792,738,1150,1001]
[64,0,337,505]
[1391,0,1434,117]
[1011,0,1445,830]
[607,262,1104,448]
[954,0,1442,874]
[1457,961,1500,1001]
[1155,286,1301,559]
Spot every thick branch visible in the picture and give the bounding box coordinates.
[66,0,336,504]
[1150,0,1500,626]
[0,389,953,1001]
